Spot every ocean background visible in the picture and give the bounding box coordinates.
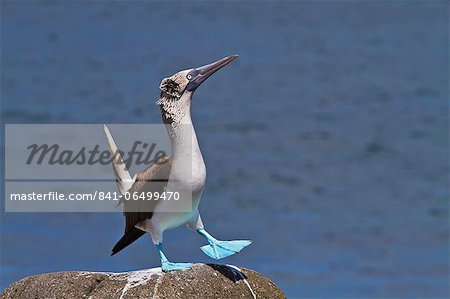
[1,1,448,298]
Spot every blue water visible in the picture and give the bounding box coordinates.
[1,1,449,298]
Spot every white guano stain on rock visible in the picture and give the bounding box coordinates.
[116,268,163,299]
[79,267,163,299]
[227,265,257,299]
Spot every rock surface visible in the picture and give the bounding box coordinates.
[1,263,285,299]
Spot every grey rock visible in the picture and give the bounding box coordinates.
[1,263,285,299]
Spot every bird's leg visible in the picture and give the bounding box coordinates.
[155,243,192,272]
[151,230,191,272]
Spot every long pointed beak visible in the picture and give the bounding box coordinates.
[186,55,238,91]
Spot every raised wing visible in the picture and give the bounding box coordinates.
[104,125,173,255]
[103,125,136,194]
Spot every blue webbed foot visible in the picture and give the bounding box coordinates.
[156,243,192,272]
[197,229,252,260]
[200,239,252,259]
[161,261,192,272]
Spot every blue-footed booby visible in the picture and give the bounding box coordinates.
[105,55,252,272]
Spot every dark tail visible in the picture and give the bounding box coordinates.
[111,227,146,256]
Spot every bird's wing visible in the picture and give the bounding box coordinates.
[123,154,172,232]
[103,125,136,194]
[111,154,172,255]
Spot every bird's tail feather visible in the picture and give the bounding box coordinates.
[103,124,136,194]
[111,227,146,256]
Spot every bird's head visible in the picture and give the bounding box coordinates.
[156,55,237,124]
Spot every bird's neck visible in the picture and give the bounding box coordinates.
[167,111,203,164]
[157,93,205,170]
[167,113,206,190]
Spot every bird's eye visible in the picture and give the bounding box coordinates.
[187,74,192,80]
